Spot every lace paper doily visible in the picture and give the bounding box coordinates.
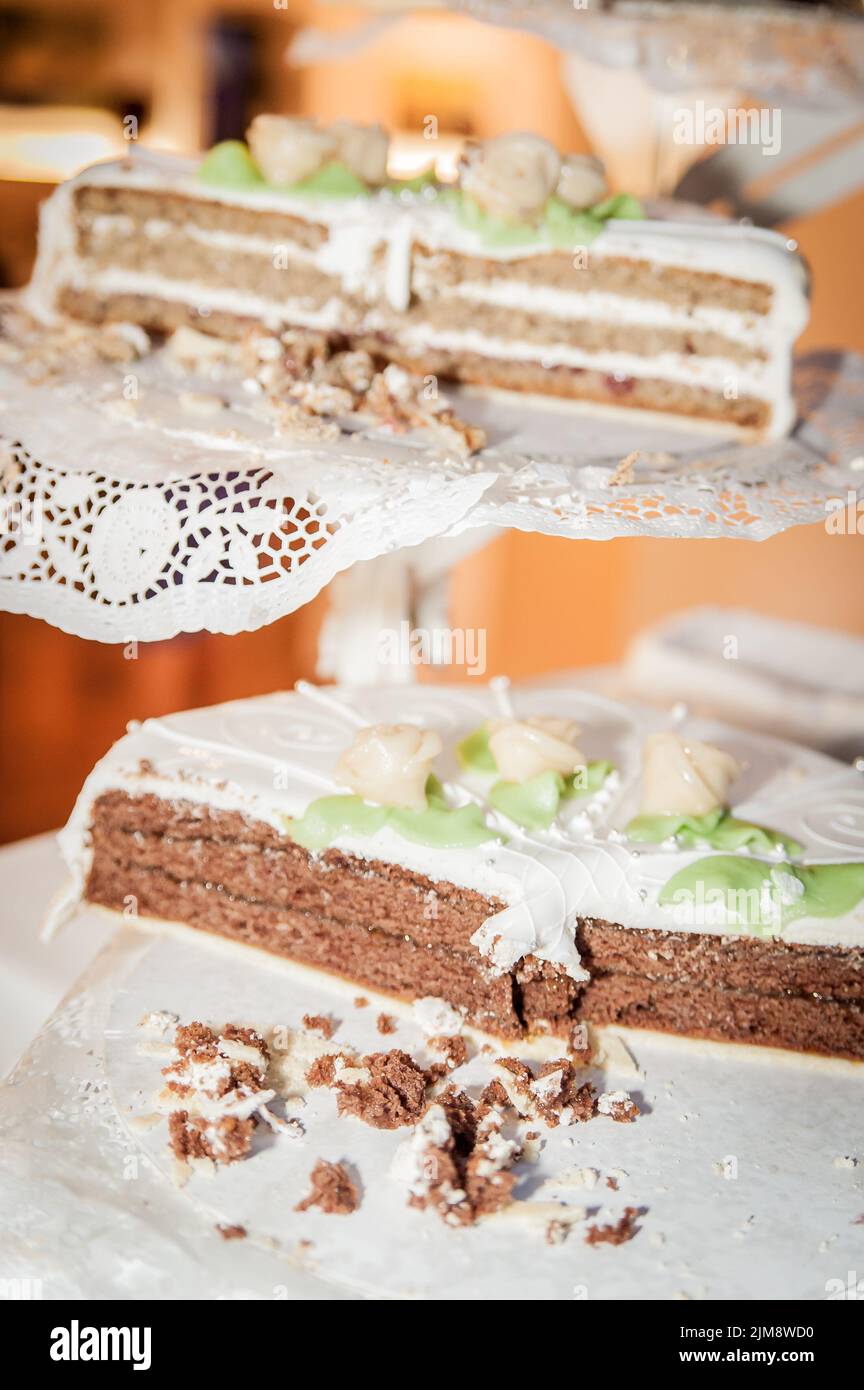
[1,329,861,643]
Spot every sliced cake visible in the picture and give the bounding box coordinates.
[52,681,864,1059]
[26,117,809,438]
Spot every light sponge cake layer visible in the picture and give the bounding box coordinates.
[26,152,809,438]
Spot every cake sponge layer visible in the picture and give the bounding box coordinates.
[83,792,864,1057]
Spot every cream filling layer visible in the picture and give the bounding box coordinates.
[90,212,771,352]
[370,321,779,401]
[72,263,778,402]
[415,276,773,351]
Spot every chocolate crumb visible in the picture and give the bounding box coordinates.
[216,1224,247,1241]
[478,1078,510,1112]
[376,1013,397,1036]
[495,1056,597,1128]
[403,1089,519,1227]
[309,1048,429,1130]
[303,1013,336,1040]
[606,1175,619,1191]
[428,1034,469,1070]
[305,1052,350,1088]
[168,1110,256,1164]
[295,1159,360,1215]
[585,1206,643,1247]
[597,1091,640,1124]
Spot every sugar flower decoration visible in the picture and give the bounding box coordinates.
[459,133,561,222]
[330,120,389,185]
[556,154,607,211]
[247,115,337,186]
[335,724,442,811]
[487,717,584,783]
[640,732,741,818]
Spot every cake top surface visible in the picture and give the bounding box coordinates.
[59,680,864,965]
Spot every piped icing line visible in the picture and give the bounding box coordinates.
[294,679,370,729]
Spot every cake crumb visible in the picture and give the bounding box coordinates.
[494,1056,597,1128]
[607,450,640,487]
[376,1013,397,1036]
[427,1034,469,1070]
[833,1155,858,1169]
[216,1224,247,1241]
[309,1048,429,1130]
[295,1159,360,1216]
[585,1206,643,1247]
[546,1218,572,1246]
[158,1019,276,1167]
[596,1090,640,1123]
[302,1013,337,1040]
[353,997,369,1009]
[392,1086,519,1227]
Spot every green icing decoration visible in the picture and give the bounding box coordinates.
[195,144,643,235]
[489,762,615,831]
[286,774,497,852]
[445,187,644,249]
[455,725,498,774]
[489,770,565,831]
[288,161,369,198]
[658,856,864,934]
[387,168,438,194]
[590,193,645,222]
[791,863,864,922]
[456,722,613,829]
[197,144,369,198]
[197,141,265,189]
[626,808,802,857]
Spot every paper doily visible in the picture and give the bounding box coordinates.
[1,323,862,644]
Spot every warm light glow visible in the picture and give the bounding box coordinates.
[387,130,464,181]
[0,106,125,182]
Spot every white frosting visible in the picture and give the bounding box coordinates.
[25,151,809,439]
[55,683,864,982]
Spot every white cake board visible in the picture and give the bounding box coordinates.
[1,905,860,1302]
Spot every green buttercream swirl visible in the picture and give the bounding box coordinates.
[626,808,802,857]
[456,723,614,830]
[286,774,498,852]
[658,856,864,934]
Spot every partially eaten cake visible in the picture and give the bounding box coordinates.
[26,116,808,438]
[53,682,864,1060]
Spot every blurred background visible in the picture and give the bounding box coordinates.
[1,0,863,843]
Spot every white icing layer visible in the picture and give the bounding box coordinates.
[25,151,809,439]
[55,683,864,981]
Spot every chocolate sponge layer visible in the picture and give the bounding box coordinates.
[83,792,864,1058]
